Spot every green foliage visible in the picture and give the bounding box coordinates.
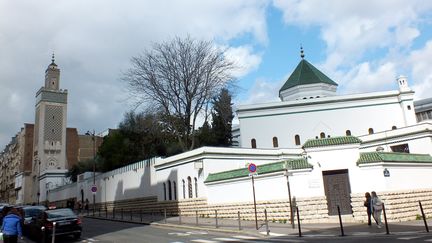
[416,214,422,220]
[211,88,234,146]
[66,160,98,182]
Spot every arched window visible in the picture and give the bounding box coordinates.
[173,181,177,200]
[346,130,351,136]
[194,177,198,198]
[295,135,301,145]
[368,128,374,134]
[272,137,278,148]
[163,183,166,201]
[182,180,186,199]
[187,177,192,198]
[251,139,256,148]
[320,132,326,138]
[392,126,397,130]
[168,180,172,200]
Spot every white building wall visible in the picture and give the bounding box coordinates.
[238,91,416,148]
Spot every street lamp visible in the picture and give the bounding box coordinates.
[85,130,96,214]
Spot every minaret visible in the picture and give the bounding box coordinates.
[33,54,68,203]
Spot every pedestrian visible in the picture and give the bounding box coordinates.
[85,198,89,211]
[363,192,372,225]
[77,200,82,214]
[1,208,23,243]
[371,191,383,228]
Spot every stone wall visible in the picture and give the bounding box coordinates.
[53,189,432,224]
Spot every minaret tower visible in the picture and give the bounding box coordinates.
[33,54,68,203]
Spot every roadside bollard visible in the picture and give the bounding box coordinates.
[52,222,56,243]
[113,207,115,219]
[215,210,218,228]
[41,226,46,243]
[296,206,302,237]
[179,209,182,225]
[140,209,143,222]
[121,208,124,220]
[264,209,269,236]
[419,201,429,232]
[130,209,133,221]
[382,203,390,235]
[99,207,101,217]
[164,208,167,224]
[196,210,199,226]
[238,211,242,230]
[106,208,108,218]
[337,205,345,236]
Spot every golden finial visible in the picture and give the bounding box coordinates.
[300,45,305,59]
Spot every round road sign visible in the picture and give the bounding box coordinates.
[248,163,257,173]
[91,185,97,193]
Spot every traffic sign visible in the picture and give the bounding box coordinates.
[91,185,97,193]
[248,163,257,173]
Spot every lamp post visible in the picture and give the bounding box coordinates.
[37,158,41,205]
[85,130,96,214]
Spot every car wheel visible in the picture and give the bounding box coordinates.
[73,233,81,239]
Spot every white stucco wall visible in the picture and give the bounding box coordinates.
[238,91,416,148]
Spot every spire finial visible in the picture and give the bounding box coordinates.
[300,45,305,59]
[51,52,55,64]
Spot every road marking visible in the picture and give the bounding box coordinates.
[259,231,287,236]
[186,231,209,235]
[168,232,191,236]
[212,237,242,241]
[398,236,423,240]
[424,239,432,242]
[232,235,259,240]
[190,240,218,243]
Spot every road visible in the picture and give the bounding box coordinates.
[22,217,432,243]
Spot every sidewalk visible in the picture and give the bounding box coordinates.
[83,210,431,239]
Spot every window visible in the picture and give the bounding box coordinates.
[182,180,186,199]
[187,177,192,198]
[368,128,374,134]
[173,182,177,200]
[251,139,256,148]
[163,183,166,201]
[168,180,172,200]
[392,126,397,130]
[295,135,301,145]
[272,137,278,148]
[407,105,411,110]
[194,177,198,198]
[390,144,409,153]
[346,130,351,136]
[320,132,325,138]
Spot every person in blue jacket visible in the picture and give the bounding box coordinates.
[1,208,23,243]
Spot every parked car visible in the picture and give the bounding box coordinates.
[22,205,46,235]
[28,208,82,242]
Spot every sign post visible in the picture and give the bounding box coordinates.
[248,163,258,230]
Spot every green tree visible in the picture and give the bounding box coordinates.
[211,88,234,146]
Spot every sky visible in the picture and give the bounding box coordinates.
[1,0,432,149]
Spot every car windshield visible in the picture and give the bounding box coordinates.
[46,208,76,219]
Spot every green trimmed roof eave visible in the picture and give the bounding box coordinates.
[357,152,432,165]
[205,159,313,184]
[279,59,338,93]
[303,136,362,149]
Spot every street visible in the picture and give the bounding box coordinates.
[19,217,432,243]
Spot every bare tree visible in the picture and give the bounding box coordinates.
[122,36,236,151]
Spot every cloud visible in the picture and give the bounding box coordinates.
[273,0,432,69]
[224,45,262,78]
[239,77,282,105]
[0,0,269,148]
[408,40,432,99]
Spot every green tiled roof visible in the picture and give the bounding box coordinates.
[357,152,432,165]
[279,59,338,93]
[303,136,362,149]
[204,159,312,183]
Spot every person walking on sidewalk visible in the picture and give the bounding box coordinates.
[1,208,23,243]
[371,191,384,228]
[364,192,373,225]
